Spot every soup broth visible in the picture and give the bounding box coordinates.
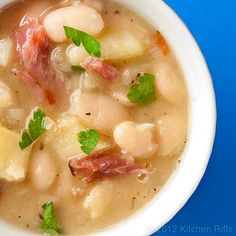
[0,0,188,235]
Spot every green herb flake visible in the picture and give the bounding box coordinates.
[71,65,86,73]
[41,202,60,235]
[127,73,156,106]
[19,132,32,150]
[64,26,101,57]
[77,129,100,154]
[19,108,46,150]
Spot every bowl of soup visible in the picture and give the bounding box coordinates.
[0,0,216,235]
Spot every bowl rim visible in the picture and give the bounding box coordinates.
[0,0,216,236]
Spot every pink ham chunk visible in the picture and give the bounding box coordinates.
[81,57,118,83]
[69,152,150,182]
[13,15,65,105]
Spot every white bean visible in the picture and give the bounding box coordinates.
[5,108,25,126]
[43,5,104,43]
[66,44,89,66]
[83,0,104,12]
[83,181,113,219]
[54,168,76,198]
[29,147,58,191]
[155,63,185,105]
[113,121,158,159]
[51,46,72,73]
[156,113,187,156]
[0,39,13,67]
[79,72,99,91]
[0,81,12,109]
[70,90,130,135]
[112,91,134,107]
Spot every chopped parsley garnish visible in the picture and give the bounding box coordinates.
[41,202,60,235]
[71,65,86,73]
[19,108,46,150]
[64,26,101,57]
[127,73,156,106]
[77,129,100,154]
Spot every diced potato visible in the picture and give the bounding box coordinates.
[0,126,31,182]
[156,113,187,156]
[99,31,146,60]
[0,39,13,67]
[48,115,85,161]
[83,181,113,219]
[48,115,113,161]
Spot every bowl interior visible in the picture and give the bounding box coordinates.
[0,0,216,235]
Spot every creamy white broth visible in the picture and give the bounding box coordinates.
[0,0,188,235]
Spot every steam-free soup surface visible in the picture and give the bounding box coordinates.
[0,0,188,235]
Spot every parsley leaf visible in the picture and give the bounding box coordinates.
[71,65,86,73]
[42,202,60,235]
[77,129,100,154]
[19,132,33,150]
[19,108,46,150]
[64,26,101,57]
[127,73,156,106]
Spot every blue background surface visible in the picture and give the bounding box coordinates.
[152,0,236,235]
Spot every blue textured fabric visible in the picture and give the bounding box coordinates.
[152,0,236,235]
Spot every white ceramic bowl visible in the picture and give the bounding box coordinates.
[0,0,216,235]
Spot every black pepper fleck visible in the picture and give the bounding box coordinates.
[39,213,43,220]
[39,143,44,151]
[131,196,136,210]
[85,112,91,116]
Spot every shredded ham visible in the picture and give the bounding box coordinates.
[80,57,118,83]
[69,152,150,182]
[12,15,65,105]
[155,31,169,56]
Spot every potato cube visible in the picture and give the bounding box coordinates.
[0,126,31,182]
[99,31,146,60]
